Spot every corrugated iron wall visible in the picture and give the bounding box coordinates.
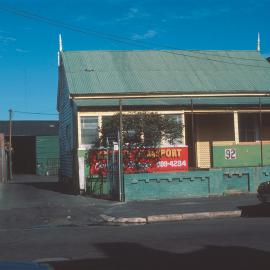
[36,136,59,176]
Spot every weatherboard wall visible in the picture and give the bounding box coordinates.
[58,64,75,182]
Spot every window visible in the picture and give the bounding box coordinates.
[162,114,184,146]
[239,113,259,142]
[80,116,98,147]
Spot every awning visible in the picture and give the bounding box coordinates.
[74,96,270,108]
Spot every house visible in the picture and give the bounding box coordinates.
[57,41,270,200]
[0,121,59,177]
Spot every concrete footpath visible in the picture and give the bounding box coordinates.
[101,193,259,224]
[0,176,263,229]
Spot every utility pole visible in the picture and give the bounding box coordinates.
[259,98,263,166]
[8,109,13,180]
[118,99,124,202]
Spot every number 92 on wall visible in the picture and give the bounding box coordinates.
[225,148,236,160]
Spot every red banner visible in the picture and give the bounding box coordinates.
[89,146,188,176]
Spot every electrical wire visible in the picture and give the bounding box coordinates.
[0,5,269,69]
[13,110,58,116]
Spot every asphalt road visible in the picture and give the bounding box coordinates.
[1,217,270,270]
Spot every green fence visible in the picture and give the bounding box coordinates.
[81,146,270,201]
[123,166,270,201]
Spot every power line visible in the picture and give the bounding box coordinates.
[0,5,152,49]
[13,110,58,116]
[0,5,270,69]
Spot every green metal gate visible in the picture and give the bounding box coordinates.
[86,145,121,200]
[107,145,120,200]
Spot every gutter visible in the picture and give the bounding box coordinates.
[70,92,270,100]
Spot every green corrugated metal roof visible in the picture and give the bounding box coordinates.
[74,97,270,107]
[62,50,270,95]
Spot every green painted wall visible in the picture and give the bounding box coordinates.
[36,136,59,176]
[213,144,270,167]
[124,171,212,201]
[123,166,270,201]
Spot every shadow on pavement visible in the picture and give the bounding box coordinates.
[24,181,80,195]
[238,203,270,217]
[48,242,270,270]
[24,182,70,194]
[11,175,75,195]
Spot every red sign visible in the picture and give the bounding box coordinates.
[89,149,108,176]
[89,146,188,176]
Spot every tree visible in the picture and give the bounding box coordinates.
[87,112,184,177]
[96,112,183,148]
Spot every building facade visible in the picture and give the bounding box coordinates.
[57,49,270,200]
[0,121,59,177]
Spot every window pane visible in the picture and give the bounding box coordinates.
[167,114,182,125]
[239,114,258,142]
[80,116,98,145]
[163,114,183,145]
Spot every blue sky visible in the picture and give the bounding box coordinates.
[0,0,270,120]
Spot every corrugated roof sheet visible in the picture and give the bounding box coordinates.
[75,97,270,108]
[0,121,59,136]
[61,50,270,95]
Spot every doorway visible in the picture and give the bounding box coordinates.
[12,136,36,174]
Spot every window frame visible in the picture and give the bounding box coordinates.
[78,111,185,149]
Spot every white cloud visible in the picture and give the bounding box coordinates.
[127,8,139,18]
[172,6,231,21]
[16,48,29,53]
[0,35,16,51]
[132,30,157,40]
[116,7,141,22]
[0,35,16,43]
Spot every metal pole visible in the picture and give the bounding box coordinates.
[118,99,124,202]
[259,98,263,166]
[191,99,196,167]
[8,109,13,180]
[0,134,4,182]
